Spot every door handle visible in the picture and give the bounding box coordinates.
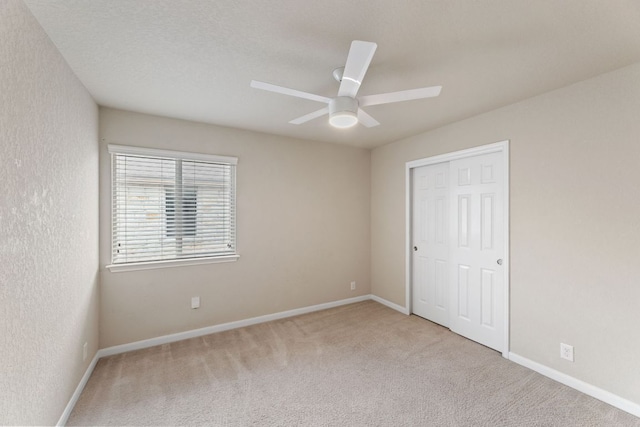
[413,246,418,251]
[497,259,503,265]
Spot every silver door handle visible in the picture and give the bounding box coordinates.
[497,259,503,265]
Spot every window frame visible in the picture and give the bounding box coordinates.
[106,144,239,272]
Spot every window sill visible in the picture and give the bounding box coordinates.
[106,254,239,272]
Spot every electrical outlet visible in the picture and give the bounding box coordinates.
[191,296,200,309]
[560,343,574,362]
[350,281,356,291]
[82,342,88,361]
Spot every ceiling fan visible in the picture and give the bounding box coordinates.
[250,40,442,129]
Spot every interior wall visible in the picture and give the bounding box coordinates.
[0,1,99,425]
[99,108,371,348]
[371,62,640,405]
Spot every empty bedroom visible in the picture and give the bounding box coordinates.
[1,0,640,425]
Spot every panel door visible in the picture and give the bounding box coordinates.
[449,152,504,351]
[412,162,450,327]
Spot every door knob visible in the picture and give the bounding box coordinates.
[413,246,418,251]
[497,259,503,265]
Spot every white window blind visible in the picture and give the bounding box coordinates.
[109,145,237,266]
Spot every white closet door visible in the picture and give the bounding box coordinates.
[411,162,450,327]
[449,152,504,351]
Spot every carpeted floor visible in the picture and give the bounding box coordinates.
[68,301,640,426]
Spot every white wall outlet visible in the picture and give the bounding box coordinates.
[191,296,200,309]
[82,342,88,361]
[560,343,574,362]
[350,281,356,291]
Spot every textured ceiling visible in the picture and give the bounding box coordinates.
[23,0,640,148]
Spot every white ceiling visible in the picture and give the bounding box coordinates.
[23,0,640,149]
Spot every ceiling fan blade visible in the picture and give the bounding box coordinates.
[251,80,331,104]
[357,109,380,128]
[289,107,330,125]
[338,41,377,98]
[359,85,442,107]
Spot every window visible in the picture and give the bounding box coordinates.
[108,145,238,270]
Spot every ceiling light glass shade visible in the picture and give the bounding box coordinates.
[329,111,358,128]
[329,96,359,129]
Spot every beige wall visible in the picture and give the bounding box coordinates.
[371,62,640,404]
[99,108,371,347]
[0,1,99,425]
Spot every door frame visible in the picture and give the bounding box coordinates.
[405,140,510,358]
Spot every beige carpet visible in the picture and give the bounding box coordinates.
[68,301,639,426]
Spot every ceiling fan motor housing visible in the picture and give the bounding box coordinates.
[329,96,358,128]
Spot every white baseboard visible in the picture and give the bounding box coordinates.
[370,294,410,315]
[509,352,640,418]
[56,352,100,426]
[99,295,371,357]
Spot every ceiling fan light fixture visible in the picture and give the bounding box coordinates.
[329,111,358,128]
[329,97,358,128]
